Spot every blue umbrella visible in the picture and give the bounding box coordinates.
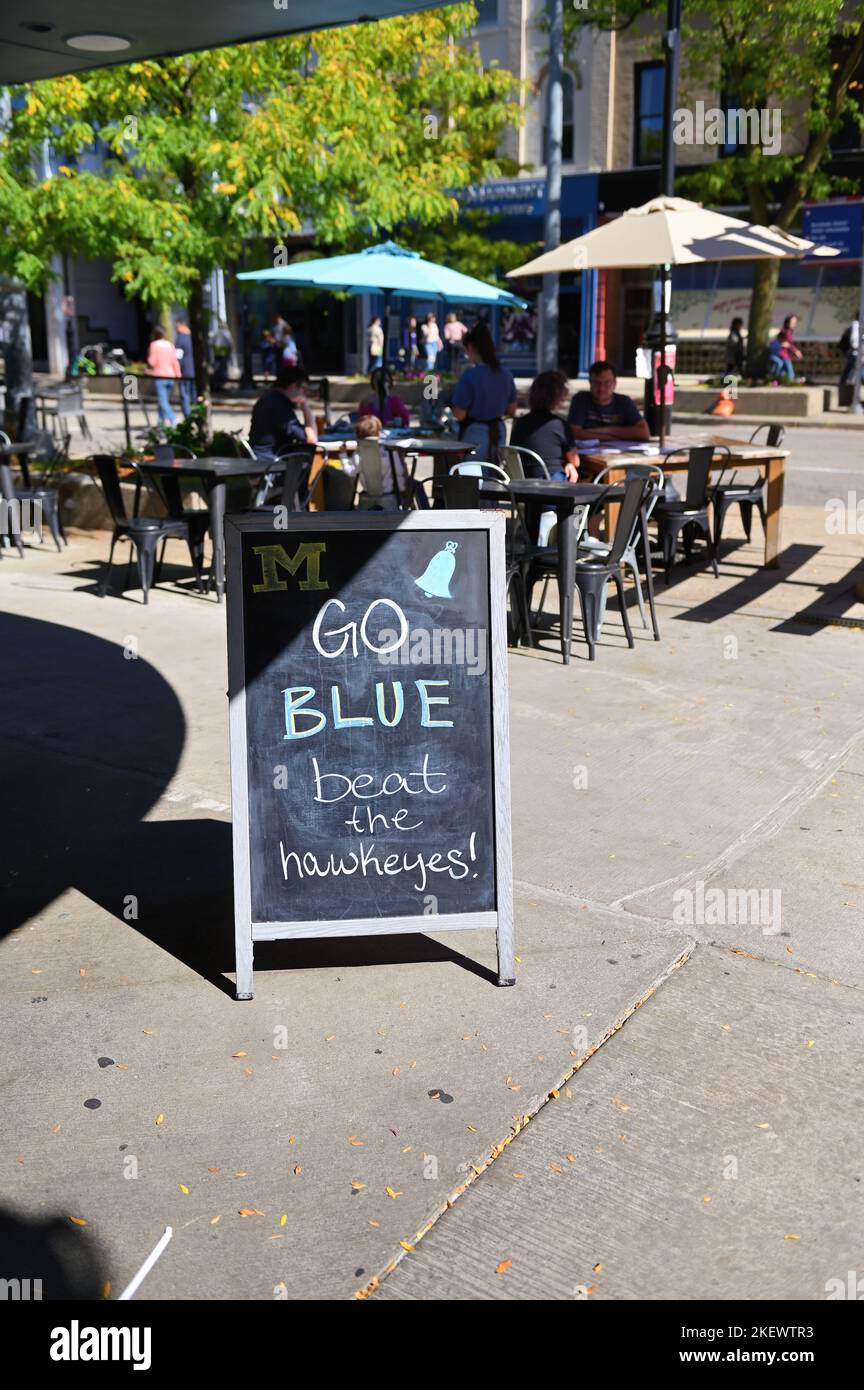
[237,240,527,307]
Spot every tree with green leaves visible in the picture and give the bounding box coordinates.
[570,0,864,368]
[0,4,519,420]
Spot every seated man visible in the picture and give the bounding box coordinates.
[248,366,318,461]
[568,360,650,443]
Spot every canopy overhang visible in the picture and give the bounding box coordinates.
[0,1,456,85]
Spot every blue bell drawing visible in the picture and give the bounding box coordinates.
[414,540,458,599]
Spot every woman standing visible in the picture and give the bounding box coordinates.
[420,312,442,371]
[724,317,746,376]
[367,316,384,371]
[404,316,419,371]
[451,322,517,460]
[147,325,181,426]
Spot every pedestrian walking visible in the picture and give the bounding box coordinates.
[443,312,467,371]
[839,318,862,385]
[147,325,181,426]
[210,320,234,392]
[173,316,196,418]
[767,314,802,382]
[724,317,746,376]
[367,316,384,371]
[420,312,442,371]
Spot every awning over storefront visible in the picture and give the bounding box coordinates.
[0,1,454,84]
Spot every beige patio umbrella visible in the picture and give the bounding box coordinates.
[506,195,839,275]
[508,195,838,445]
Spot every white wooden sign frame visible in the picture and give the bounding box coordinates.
[225,510,514,1000]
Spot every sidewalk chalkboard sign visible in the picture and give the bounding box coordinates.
[225,510,513,999]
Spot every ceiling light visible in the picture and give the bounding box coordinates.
[65,34,131,53]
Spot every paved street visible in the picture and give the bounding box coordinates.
[1,426,862,1300]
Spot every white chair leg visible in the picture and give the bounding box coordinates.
[627,553,648,628]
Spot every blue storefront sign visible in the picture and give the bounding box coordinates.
[802,201,863,261]
[457,177,546,218]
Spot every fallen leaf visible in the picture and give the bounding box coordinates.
[324,1035,336,1042]
[142,1029,154,1035]
[369,1220,380,1228]
[495,1259,512,1274]
[288,1136,296,1145]
[232,1051,247,1058]
[293,1165,302,1176]
[210,1216,221,1225]
[593,1263,603,1273]
[349,1137,365,1147]
[467,1125,477,1133]
[238,1208,264,1217]
[207,1167,221,1173]
[155,1114,165,1126]
[512,1173,525,1180]
[68,1216,87,1227]
[351,1181,366,1191]
[565,1154,576,1163]
[179,1184,189,1195]
[399,1241,415,1252]
[280,1214,287,1227]
[392,1067,400,1076]
[386,1187,402,1199]
[784,1234,801,1241]
[51,1124,61,1135]
[243,1067,254,1076]
[79,968,86,977]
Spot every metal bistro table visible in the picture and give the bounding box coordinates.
[383,436,474,504]
[0,439,38,556]
[507,478,645,665]
[135,455,272,601]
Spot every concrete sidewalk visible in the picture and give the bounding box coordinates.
[1,502,862,1300]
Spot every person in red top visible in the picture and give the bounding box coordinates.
[769,314,803,382]
[147,325,181,425]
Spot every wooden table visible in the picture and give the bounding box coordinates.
[579,432,789,568]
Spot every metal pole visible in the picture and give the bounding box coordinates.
[541,0,564,370]
[657,0,682,447]
[852,219,864,414]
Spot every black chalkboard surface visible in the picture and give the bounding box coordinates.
[226,511,513,1000]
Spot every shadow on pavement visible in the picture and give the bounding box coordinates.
[0,1207,104,1300]
[0,613,494,995]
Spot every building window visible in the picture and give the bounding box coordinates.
[634,61,664,166]
[543,70,577,164]
[474,0,499,26]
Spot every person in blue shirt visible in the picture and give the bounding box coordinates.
[173,317,196,418]
[568,360,649,442]
[451,322,517,460]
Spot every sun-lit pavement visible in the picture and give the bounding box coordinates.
[1,483,863,1299]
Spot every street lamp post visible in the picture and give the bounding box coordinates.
[649,0,682,445]
[540,0,564,370]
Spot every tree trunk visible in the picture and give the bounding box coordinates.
[0,279,36,439]
[188,278,211,430]
[746,258,780,376]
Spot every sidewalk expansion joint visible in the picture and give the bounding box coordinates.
[355,937,696,1301]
